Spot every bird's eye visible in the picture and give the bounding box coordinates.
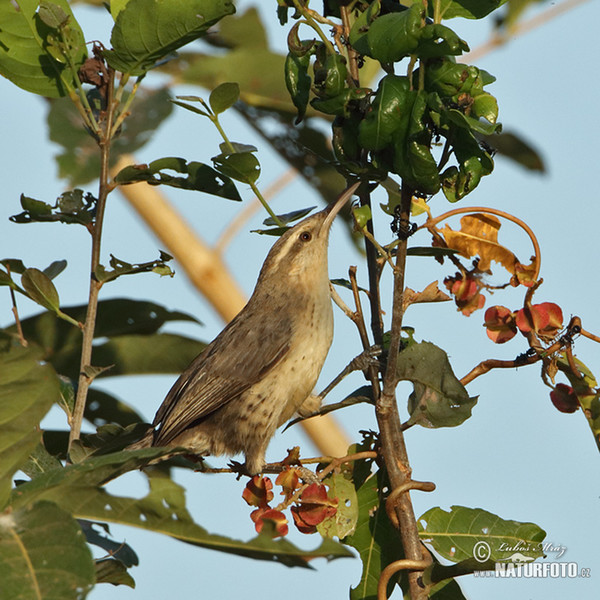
[299,231,312,242]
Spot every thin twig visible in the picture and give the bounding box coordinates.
[581,328,600,344]
[460,316,584,385]
[349,266,373,351]
[6,265,27,347]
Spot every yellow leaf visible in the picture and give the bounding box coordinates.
[403,281,451,311]
[441,214,520,274]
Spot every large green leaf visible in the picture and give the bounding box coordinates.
[419,506,546,564]
[8,299,206,380]
[0,0,87,97]
[11,453,353,566]
[0,338,60,509]
[90,333,206,378]
[105,0,235,75]
[0,500,95,600]
[401,342,477,428]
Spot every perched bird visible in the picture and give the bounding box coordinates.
[135,183,359,474]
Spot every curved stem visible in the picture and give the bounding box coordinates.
[291,0,337,55]
[425,206,542,280]
[378,558,432,600]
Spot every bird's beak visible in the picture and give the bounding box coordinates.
[322,181,361,232]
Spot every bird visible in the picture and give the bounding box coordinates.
[133,182,359,474]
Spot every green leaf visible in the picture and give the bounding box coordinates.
[263,207,316,227]
[95,559,136,588]
[556,354,600,452]
[364,4,423,64]
[423,60,485,100]
[400,342,477,428]
[219,142,257,155]
[115,157,241,201]
[472,92,499,125]
[11,457,352,566]
[317,473,359,539]
[19,443,63,479]
[19,195,53,218]
[56,375,75,419]
[209,82,240,114]
[43,260,68,280]
[443,126,494,201]
[432,0,506,20]
[352,205,372,229]
[345,467,406,599]
[105,0,236,75]
[38,1,69,28]
[348,0,381,57]
[11,190,96,225]
[0,501,95,599]
[21,268,61,313]
[0,339,60,508]
[0,259,27,275]
[313,51,348,99]
[391,92,440,195]
[212,152,261,184]
[406,247,460,258]
[418,505,546,563]
[0,0,87,97]
[0,268,18,290]
[311,87,369,118]
[10,299,205,380]
[482,130,545,172]
[418,24,469,59]
[285,51,313,123]
[89,333,207,378]
[80,520,138,568]
[446,108,500,136]
[110,0,130,20]
[95,253,174,284]
[358,75,414,151]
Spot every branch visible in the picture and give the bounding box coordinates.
[461,316,584,385]
[374,185,430,600]
[69,69,117,450]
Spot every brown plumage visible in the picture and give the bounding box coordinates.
[134,184,358,474]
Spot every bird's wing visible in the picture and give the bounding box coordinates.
[152,308,292,445]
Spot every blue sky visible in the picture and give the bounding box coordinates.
[1,1,598,598]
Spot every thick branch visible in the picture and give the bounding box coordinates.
[376,185,428,600]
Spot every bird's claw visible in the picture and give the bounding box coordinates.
[227,460,253,479]
[349,344,382,372]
